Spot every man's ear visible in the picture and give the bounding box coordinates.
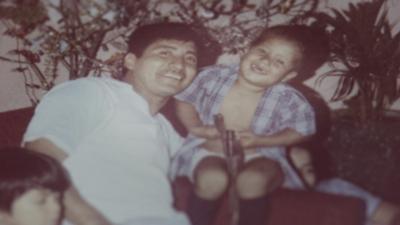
[124,53,137,71]
[282,70,298,82]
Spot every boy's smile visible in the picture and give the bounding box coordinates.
[250,62,268,75]
[163,72,184,81]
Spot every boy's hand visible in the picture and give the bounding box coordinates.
[236,130,261,150]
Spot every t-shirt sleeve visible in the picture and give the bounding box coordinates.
[167,127,184,158]
[279,90,316,136]
[22,78,112,155]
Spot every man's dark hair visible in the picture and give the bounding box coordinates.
[127,22,221,68]
[0,147,71,212]
[252,24,330,82]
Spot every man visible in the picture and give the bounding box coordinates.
[23,22,218,225]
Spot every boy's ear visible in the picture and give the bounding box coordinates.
[282,71,298,82]
[124,53,137,71]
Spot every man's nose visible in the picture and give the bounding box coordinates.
[260,54,271,64]
[169,56,184,72]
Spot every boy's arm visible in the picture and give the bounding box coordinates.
[175,100,202,131]
[175,100,219,139]
[25,139,112,225]
[237,128,309,150]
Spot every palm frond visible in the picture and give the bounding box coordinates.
[308,0,400,123]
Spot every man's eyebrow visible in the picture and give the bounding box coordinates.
[153,44,175,50]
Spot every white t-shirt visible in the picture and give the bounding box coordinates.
[23,77,186,224]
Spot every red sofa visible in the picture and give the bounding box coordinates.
[0,107,366,225]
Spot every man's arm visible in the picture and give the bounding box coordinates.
[25,139,112,225]
[25,138,67,161]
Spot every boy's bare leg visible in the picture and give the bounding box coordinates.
[193,156,229,200]
[188,156,229,225]
[236,157,284,225]
[236,157,283,198]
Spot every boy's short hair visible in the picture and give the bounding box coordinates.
[127,22,221,68]
[251,24,329,82]
[0,147,71,212]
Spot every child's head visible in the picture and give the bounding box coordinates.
[0,147,71,225]
[239,24,329,88]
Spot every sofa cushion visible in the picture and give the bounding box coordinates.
[173,177,366,225]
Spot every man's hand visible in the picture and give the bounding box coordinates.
[189,125,220,140]
[200,138,225,153]
[189,125,226,153]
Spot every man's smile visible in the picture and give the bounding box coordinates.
[164,72,183,81]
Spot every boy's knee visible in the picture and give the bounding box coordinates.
[193,157,229,200]
[236,158,283,199]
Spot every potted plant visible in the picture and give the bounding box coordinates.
[308,0,400,202]
[312,0,400,124]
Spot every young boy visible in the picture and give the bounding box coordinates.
[0,147,71,225]
[171,24,329,225]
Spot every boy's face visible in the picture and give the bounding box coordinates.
[5,188,62,225]
[239,37,301,90]
[124,39,198,99]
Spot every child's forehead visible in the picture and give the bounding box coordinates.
[254,36,299,49]
[252,37,304,60]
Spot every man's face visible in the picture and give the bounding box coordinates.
[8,188,62,225]
[238,37,300,90]
[125,39,198,99]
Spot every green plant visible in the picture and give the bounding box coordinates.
[311,0,400,125]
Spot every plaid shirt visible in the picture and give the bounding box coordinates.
[171,65,316,188]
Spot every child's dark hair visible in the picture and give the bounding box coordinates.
[0,147,71,212]
[252,24,329,82]
[127,22,221,68]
